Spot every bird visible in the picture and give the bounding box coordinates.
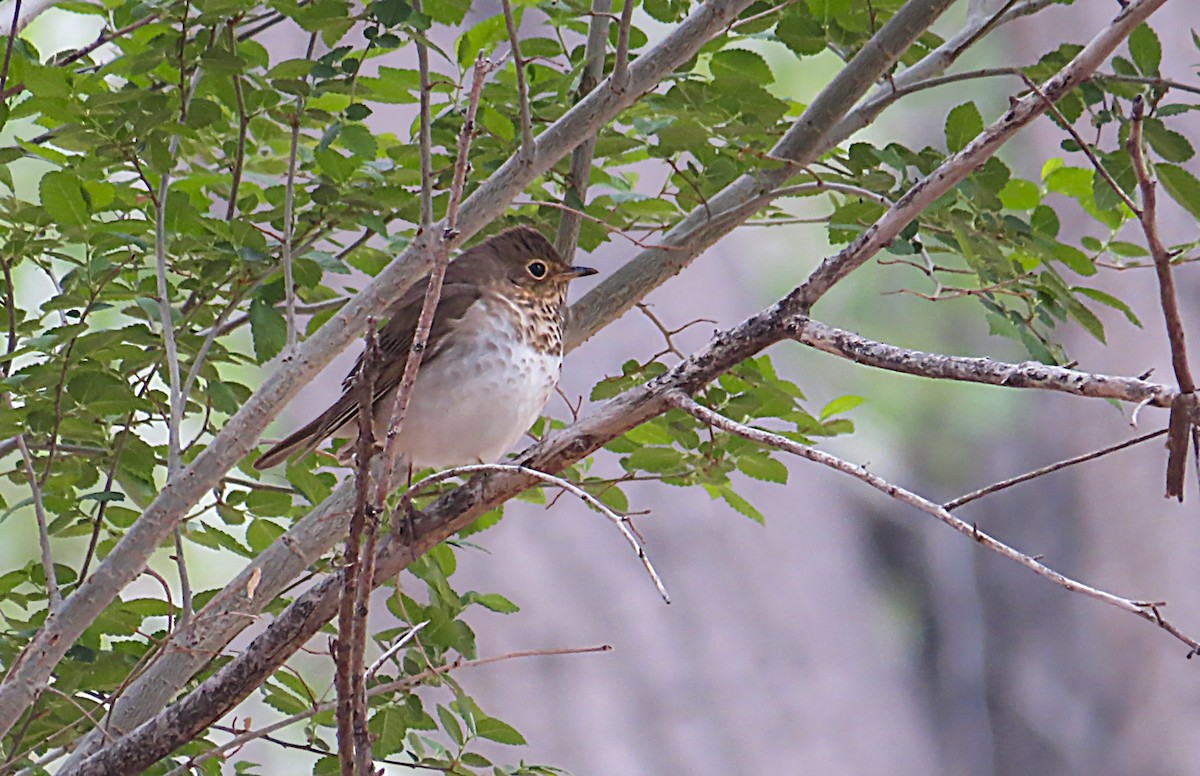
[253,226,598,471]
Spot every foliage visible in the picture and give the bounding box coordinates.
[0,0,1195,772]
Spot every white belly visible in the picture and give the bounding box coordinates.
[390,332,562,469]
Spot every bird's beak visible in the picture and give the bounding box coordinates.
[565,265,598,279]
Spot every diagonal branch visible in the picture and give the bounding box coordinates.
[667,392,1200,652]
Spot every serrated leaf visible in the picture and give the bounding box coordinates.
[40,170,90,226]
[1128,23,1161,76]
[719,487,765,524]
[1143,118,1194,163]
[248,297,287,363]
[462,591,519,614]
[737,453,788,484]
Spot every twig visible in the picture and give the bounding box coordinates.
[283,33,318,355]
[225,21,249,221]
[57,10,161,67]
[666,391,1200,652]
[1128,95,1197,501]
[1020,73,1140,215]
[612,0,635,91]
[413,0,433,231]
[0,0,21,97]
[944,428,1168,510]
[400,463,670,603]
[365,621,428,678]
[162,644,610,776]
[501,0,535,159]
[554,0,611,260]
[16,436,58,610]
[374,53,494,503]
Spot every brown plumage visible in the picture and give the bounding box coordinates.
[254,226,597,470]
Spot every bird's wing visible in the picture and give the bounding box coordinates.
[253,281,483,470]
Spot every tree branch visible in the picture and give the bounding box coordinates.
[554,0,611,261]
[666,391,1200,653]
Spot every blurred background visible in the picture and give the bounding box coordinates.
[9,1,1200,773]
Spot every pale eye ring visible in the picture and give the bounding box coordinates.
[527,260,548,279]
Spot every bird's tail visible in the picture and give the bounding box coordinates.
[253,395,358,469]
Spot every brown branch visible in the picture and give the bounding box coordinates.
[944,428,1168,510]
[0,0,21,97]
[611,0,635,92]
[1128,94,1197,501]
[413,0,433,230]
[554,0,611,261]
[501,0,535,158]
[16,436,58,609]
[666,392,1200,653]
[335,322,379,775]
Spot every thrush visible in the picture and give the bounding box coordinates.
[253,226,597,471]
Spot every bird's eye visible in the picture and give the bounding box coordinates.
[527,260,548,279]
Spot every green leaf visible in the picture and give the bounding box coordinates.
[819,394,863,420]
[945,102,983,153]
[1075,286,1142,326]
[999,178,1040,210]
[1143,118,1194,162]
[40,170,90,226]
[476,716,526,746]
[248,297,286,363]
[462,591,519,614]
[737,452,788,484]
[719,487,765,524]
[1157,163,1200,221]
[1128,23,1161,76]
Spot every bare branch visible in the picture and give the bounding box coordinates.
[0,0,21,98]
[792,317,1173,407]
[401,463,670,602]
[666,391,1200,653]
[1128,95,1197,500]
[944,428,1168,510]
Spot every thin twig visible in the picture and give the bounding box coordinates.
[401,463,670,602]
[667,391,1200,652]
[16,436,58,609]
[365,621,428,678]
[944,428,1168,510]
[374,53,494,504]
[0,0,21,97]
[225,21,249,221]
[57,10,161,67]
[1020,73,1140,215]
[501,0,535,158]
[555,0,611,260]
[282,33,318,355]
[413,0,433,231]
